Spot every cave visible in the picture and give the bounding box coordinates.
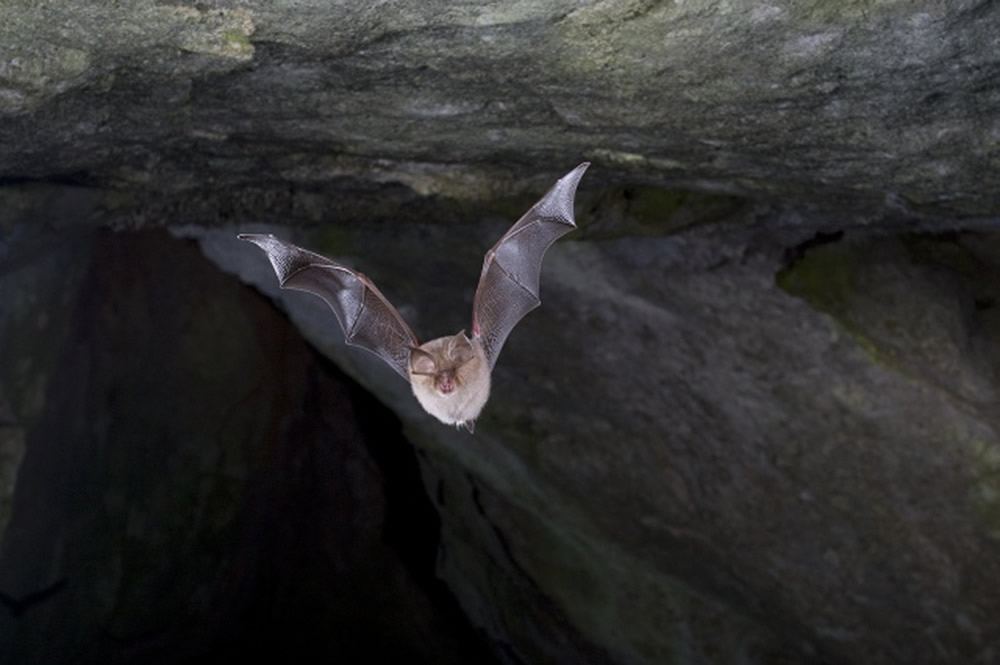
[3,3,1000,664]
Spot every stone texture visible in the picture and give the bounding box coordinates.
[1,0,999,217]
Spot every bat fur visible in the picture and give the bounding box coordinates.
[240,162,589,432]
[409,332,490,431]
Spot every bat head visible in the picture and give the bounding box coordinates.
[409,332,479,395]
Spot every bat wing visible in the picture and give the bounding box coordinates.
[239,234,419,381]
[472,162,589,369]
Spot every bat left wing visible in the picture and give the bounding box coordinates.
[472,162,589,369]
[239,234,419,381]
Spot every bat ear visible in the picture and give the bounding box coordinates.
[447,332,477,366]
[449,330,472,352]
[410,348,437,375]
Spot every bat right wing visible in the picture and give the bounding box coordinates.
[239,234,419,381]
[472,162,589,369]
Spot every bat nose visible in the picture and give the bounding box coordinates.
[439,376,455,394]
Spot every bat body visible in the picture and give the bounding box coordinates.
[240,162,589,432]
[409,332,490,429]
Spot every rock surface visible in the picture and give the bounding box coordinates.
[2,0,999,217]
[3,2,1000,665]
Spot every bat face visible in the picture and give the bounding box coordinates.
[408,333,490,431]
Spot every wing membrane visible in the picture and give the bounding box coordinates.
[239,234,418,381]
[473,162,589,368]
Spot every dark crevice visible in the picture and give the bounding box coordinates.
[975,296,995,310]
[0,174,98,187]
[466,472,552,607]
[0,578,68,619]
[781,229,845,269]
[345,371,441,588]
[466,473,530,580]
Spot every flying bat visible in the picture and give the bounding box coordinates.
[239,162,589,432]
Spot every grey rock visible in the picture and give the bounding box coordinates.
[0,1,998,215]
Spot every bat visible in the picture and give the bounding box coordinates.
[239,162,589,432]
